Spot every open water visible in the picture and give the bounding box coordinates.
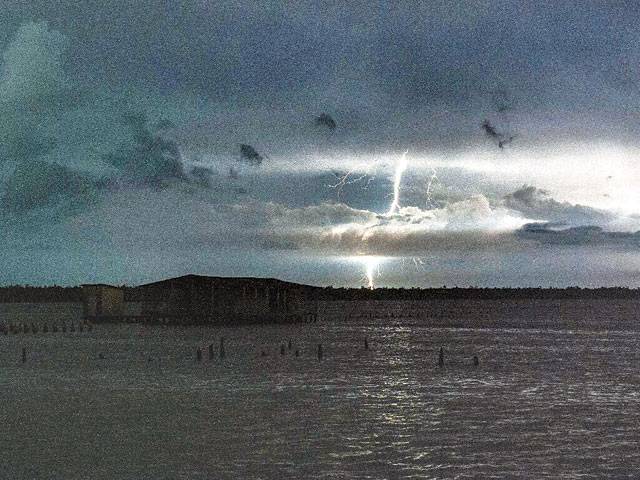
[1,299,639,479]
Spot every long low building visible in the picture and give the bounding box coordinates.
[83,274,319,324]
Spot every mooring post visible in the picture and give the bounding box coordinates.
[295,349,300,357]
[288,339,292,350]
[208,343,214,360]
[220,337,225,359]
[438,346,444,368]
[280,344,286,355]
[473,355,479,367]
[196,347,202,362]
[317,344,323,361]
[364,337,369,350]
[21,347,26,363]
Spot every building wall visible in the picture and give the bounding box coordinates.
[83,285,125,320]
[79,277,318,324]
[129,277,317,324]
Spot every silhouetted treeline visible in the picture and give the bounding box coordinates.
[0,286,83,303]
[316,286,640,301]
[1,283,639,304]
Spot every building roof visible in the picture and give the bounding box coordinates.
[135,274,318,290]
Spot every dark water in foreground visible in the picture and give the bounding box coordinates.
[1,309,640,479]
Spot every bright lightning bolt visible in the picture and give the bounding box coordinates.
[425,166,438,209]
[361,256,382,290]
[326,160,382,199]
[328,169,370,197]
[386,150,409,216]
[339,150,430,289]
[352,151,409,288]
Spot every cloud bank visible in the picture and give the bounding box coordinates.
[0,7,638,287]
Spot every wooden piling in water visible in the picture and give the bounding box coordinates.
[364,337,369,350]
[295,349,300,357]
[208,343,214,360]
[196,347,202,362]
[21,347,26,363]
[280,344,286,355]
[288,339,292,350]
[220,337,225,359]
[473,355,479,367]
[438,347,444,368]
[317,344,323,361]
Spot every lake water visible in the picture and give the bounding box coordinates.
[1,299,639,479]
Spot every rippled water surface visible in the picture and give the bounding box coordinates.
[1,302,640,479]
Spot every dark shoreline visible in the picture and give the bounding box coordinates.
[1,283,639,303]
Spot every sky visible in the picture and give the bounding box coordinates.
[0,0,639,288]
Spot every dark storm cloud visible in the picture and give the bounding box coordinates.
[1,159,98,214]
[104,113,185,186]
[517,223,640,247]
[0,133,56,163]
[315,113,337,131]
[481,119,516,149]
[3,1,640,150]
[189,166,215,188]
[504,186,614,227]
[238,144,264,166]
[1,3,639,287]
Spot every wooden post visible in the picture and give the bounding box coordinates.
[364,337,369,350]
[208,343,214,360]
[473,355,479,367]
[196,347,202,362]
[280,344,285,355]
[220,337,225,359]
[438,347,444,368]
[22,347,26,363]
[317,344,323,361]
